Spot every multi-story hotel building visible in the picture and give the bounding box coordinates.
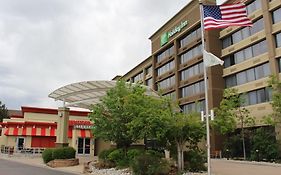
[1,0,281,155]
[121,0,281,150]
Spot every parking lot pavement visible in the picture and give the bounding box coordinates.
[0,153,95,175]
[211,159,281,175]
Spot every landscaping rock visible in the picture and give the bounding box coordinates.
[47,158,79,168]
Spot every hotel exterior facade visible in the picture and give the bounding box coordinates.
[121,0,281,151]
[1,0,281,155]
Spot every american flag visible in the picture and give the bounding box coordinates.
[203,3,253,30]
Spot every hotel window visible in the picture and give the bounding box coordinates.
[164,91,176,101]
[225,63,271,88]
[181,80,205,98]
[224,40,267,68]
[157,76,175,90]
[156,45,175,63]
[181,100,205,114]
[244,87,272,106]
[132,72,144,83]
[179,26,201,48]
[180,44,202,64]
[146,78,153,88]
[157,61,175,76]
[272,7,281,24]
[275,32,281,48]
[146,66,152,75]
[180,62,204,81]
[222,18,264,48]
[246,0,261,15]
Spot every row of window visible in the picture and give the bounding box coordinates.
[146,78,153,88]
[156,45,175,63]
[132,72,144,83]
[244,87,272,106]
[180,44,202,64]
[163,91,176,100]
[246,0,261,15]
[181,100,205,114]
[157,76,175,90]
[224,40,267,68]
[157,61,175,76]
[146,66,152,75]
[272,7,281,24]
[225,63,270,88]
[275,32,281,48]
[222,18,264,49]
[180,62,203,81]
[181,80,205,98]
[179,26,201,48]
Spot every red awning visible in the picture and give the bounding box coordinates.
[4,126,92,138]
[79,129,92,138]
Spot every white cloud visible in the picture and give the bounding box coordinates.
[0,0,189,109]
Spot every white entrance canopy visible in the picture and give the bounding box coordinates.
[48,80,159,109]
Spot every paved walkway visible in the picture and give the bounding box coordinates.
[2,153,281,175]
[0,153,95,175]
[211,159,281,175]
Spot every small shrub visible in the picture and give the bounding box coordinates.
[42,147,76,163]
[108,149,124,162]
[131,151,170,175]
[98,148,116,162]
[63,147,76,159]
[250,128,279,162]
[42,148,54,163]
[184,149,207,172]
[108,149,129,167]
[146,149,164,158]
[127,149,143,162]
[53,148,66,159]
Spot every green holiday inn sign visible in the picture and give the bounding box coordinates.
[160,20,188,46]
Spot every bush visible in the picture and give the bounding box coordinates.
[184,149,207,172]
[250,128,279,162]
[53,148,66,159]
[63,147,76,159]
[131,151,170,175]
[42,148,54,163]
[98,148,116,162]
[42,147,76,163]
[108,149,129,167]
[127,149,143,162]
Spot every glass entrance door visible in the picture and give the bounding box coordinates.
[17,137,25,150]
[77,138,90,155]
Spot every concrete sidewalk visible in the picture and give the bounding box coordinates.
[211,159,281,175]
[0,153,96,175]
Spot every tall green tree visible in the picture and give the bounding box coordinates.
[213,88,254,160]
[268,75,281,123]
[89,80,168,151]
[168,112,204,171]
[0,101,8,122]
[155,99,204,171]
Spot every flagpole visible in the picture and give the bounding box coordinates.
[199,1,211,175]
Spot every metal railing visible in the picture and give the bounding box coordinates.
[1,145,45,156]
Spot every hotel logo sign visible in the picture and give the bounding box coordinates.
[74,125,93,129]
[160,20,188,46]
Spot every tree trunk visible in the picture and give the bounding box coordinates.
[240,116,246,160]
[177,142,184,171]
[242,126,246,160]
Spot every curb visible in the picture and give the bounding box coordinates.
[212,159,281,167]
